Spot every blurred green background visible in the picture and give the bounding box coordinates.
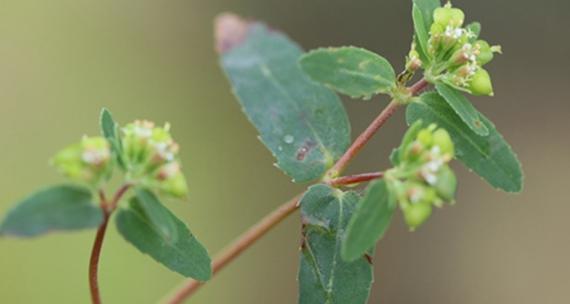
[0,0,568,303]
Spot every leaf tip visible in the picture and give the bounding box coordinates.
[214,13,251,54]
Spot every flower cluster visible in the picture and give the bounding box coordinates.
[387,123,457,230]
[121,120,188,198]
[51,118,189,198]
[52,136,112,186]
[421,2,501,96]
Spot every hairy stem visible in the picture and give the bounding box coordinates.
[89,184,132,304]
[162,78,429,303]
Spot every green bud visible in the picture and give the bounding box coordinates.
[52,136,112,185]
[434,165,457,201]
[475,40,501,66]
[154,162,189,198]
[433,6,465,28]
[432,128,454,157]
[430,23,445,36]
[468,68,494,96]
[417,129,433,147]
[403,202,432,231]
[475,40,492,65]
[406,50,422,71]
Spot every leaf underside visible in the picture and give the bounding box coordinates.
[407,92,523,192]
[298,184,373,304]
[115,197,212,281]
[219,21,351,183]
[0,185,103,237]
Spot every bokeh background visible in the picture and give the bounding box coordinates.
[1,0,568,303]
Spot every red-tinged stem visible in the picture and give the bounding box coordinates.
[89,184,132,304]
[164,194,302,304]
[327,78,429,177]
[162,78,429,304]
[329,171,384,187]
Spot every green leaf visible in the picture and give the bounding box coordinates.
[412,5,430,63]
[99,108,125,170]
[299,184,373,304]
[219,21,351,183]
[341,180,396,262]
[115,196,211,281]
[412,0,441,62]
[406,92,523,192]
[466,22,481,42]
[134,188,178,243]
[0,185,103,237]
[436,83,490,136]
[299,46,396,99]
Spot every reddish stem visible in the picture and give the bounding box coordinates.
[162,79,429,303]
[164,194,302,304]
[88,184,132,304]
[327,78,429,177]
[329,171,384,187]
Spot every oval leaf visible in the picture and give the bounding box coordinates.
[341,180,396,262]
[436,83,490,136]
[134,188,179,243]
[406,92,523,192]
[412,0,441,62]
[300,46,396,99]
[115,197,211,281]
[217,15,350,183]
[0,185,103,237]
[99,108,125,169]
[299,184,373,304]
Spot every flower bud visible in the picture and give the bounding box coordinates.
[468,68,494,96]
[155,162,189,198]
[52,136,112,185]
[403,202,432,231]
[475,40,501,66]
[434,5,465,28]
[416,129,433,147]
[434,165,457,201]
[406,50,422,71]
[432,129,454,157]
[430,23,445,36]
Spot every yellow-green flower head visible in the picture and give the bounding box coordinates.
[121,120,188,198]
[52,136,112,186]
[154,162,189,198]
[122,121,179,170]
[392,123,458,230]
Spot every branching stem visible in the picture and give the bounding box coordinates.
[162,78,429,304]
[89,183,132,304]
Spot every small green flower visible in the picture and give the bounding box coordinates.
[388,123,458,230]
[121,120,188,198]
[421,2,501,97]
[52,136,112,186]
